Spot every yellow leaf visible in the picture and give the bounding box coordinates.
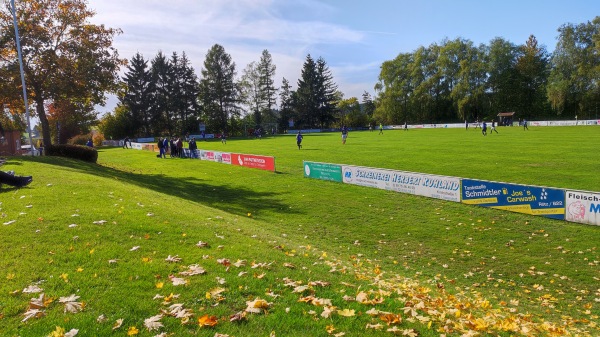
[76,267,83,272]
[155,282,163,289]
[337,309,355,317]
[47,326,64,337]
[127,326,139,335]
[326,324,336,333]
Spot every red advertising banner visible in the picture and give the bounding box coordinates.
[232,153,276,172]
[220,152,232,165]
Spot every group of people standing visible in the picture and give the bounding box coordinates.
[157,137,197,158]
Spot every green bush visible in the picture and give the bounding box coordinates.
[46,144,98,163]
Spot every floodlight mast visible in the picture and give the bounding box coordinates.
[10,0,34,155]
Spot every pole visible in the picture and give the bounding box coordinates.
[10,0,33,155]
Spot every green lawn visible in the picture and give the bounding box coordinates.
[1,125,599,337]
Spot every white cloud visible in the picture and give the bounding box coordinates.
[89,0,373,113]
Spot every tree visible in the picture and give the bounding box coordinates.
[47,99,97,144]
[515,35,550,118]
[258,49,277,123]
[0,0,124,148]
[294,54,319,128]
[547,17,600,118]
[315,57,339,127]
[199,44,239,134]
[337,97,366,127]
[240,61,262,127]
[170,51,200,134]
[150,51,174,135]
[121,52,154,137]
[98,104,132,141]
[278,77,294,132]
[486,37,521,114]
[374,52,413,124]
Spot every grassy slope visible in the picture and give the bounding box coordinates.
[1,125,599,337]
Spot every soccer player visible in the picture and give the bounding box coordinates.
[341,126,348,144]
[482,121,487,136]
[296,131,303,149]
[490,120,498,134]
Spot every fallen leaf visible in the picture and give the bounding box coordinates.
[144,314,164,331]
[198,314,218,327]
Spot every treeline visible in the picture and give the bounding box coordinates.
[373,17,600,124]
[100,46,341,139]
[1,0,598,146]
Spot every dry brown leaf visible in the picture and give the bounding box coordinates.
[143,314,164,331]
[112,318,124,330]
[59,294,83,313]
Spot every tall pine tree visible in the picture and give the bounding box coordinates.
[199,44,239,134]
[121,52,154,136]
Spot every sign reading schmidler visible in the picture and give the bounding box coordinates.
[341,165,460,202]
[461,179,565,220]
[232,153,275,172]
[565,190,600,226]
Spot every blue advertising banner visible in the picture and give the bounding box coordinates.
[461,179,565,219]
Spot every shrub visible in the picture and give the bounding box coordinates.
[46,144,98,163]
[92,133,105,147]
[68,134,91,146]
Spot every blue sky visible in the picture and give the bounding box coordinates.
[88,0,598,114]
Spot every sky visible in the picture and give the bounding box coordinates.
[87,0,599,114]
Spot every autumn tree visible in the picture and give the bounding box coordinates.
[0,0,124,148]
[47,99,97,144]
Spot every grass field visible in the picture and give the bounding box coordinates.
[1,125,599,337]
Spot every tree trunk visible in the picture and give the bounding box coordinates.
[35,94,52,148]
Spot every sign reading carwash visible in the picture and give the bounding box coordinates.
[565,190,600,226]
[461,179,565,219]
[304,161,342,182]
[342,165,461,202]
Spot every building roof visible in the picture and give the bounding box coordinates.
[497,112,516,117]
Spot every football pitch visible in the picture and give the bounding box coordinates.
[1,125,598,336]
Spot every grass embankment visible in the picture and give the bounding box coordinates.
[1,126,599,336]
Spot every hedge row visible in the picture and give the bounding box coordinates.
[46,144,98,163]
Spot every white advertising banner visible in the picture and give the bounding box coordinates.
[341,165,461,202]
[565,190,600,226]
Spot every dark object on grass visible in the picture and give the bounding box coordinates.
[0,170,32,188]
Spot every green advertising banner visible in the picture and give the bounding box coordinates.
[303,161,343,182]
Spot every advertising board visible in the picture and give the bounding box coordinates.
[341,165,461,202]
[461,179,565,219]
[565,190,600,226]
[303,161,343,182]
[220,152,232,164]
[231,153,275,172]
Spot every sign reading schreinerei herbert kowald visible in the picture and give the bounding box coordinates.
[341,165,461,202]
[461,179,565,219]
